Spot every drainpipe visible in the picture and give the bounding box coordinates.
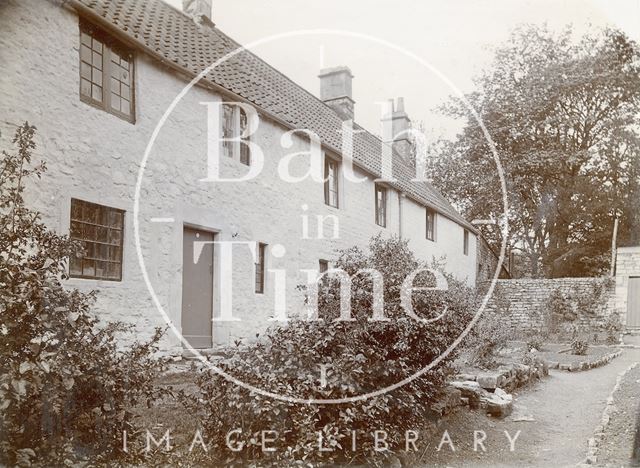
[611,216,619,277]
[398,193,405,238]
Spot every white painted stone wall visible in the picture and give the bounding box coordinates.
[615,246,640,328]
[0,0,477,352]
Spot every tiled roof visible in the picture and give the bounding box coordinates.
[71,0,473,229]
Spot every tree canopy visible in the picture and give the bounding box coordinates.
[431,25,640,277]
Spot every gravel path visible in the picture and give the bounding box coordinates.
[418,348,640,467]
[594,364,640,467]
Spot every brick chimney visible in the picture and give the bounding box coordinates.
[183,0,214,25]
[318,66,354,121]
[382,97,412,160]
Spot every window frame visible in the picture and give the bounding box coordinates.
[221,104,251,166]
[319,259,329,274]
[79,20,136,123]
[426,208,436,241]
[255,242,267,294]
[324,156,340,208]
[69,198,125,281]
[375,184,387,227]
[463,229,469,256]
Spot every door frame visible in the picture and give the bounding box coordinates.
[180,222,220,349]
[627,276,640,329]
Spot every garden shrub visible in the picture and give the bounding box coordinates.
[186,235,475,466]
[458,286,514,368]
[570,339,589,356]
[0,123,168,466]
[525,335,545,352]
[546,288,577,327]
[603,314,622,345]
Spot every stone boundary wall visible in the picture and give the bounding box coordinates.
[480,277,617,334]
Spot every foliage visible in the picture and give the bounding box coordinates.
[185,235,475,466]
[430,25,640,277]
[546,289,577,327]
[603,314,622,345]
[570,338,589,356]
[521,351,547,371]
[575,278,613,315]
[0,123,168,466]
[526,335,545,352]
[459,312,513,369]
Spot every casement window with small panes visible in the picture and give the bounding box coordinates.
[221,104,251,166]
[69,199,124,281]
[324,157,340,208]
[79,21,135,122]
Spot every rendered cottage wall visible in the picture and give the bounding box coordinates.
[0,0,477,351]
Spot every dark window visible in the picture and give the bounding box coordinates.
[255,243,266,293]
[80,21,134,122]
[463,229,469,256]
[426,208,436,241]
[222,104,234,159]
[221,105,251,165]
[319,259,329,273]
[239,107,250,166]
[375,184,387,227]
[324,158,339,208]
[69,199,124,281]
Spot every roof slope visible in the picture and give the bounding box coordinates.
[72,0,473,229]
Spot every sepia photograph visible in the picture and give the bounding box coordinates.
[0,0,639,466]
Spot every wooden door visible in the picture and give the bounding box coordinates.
[181,227,214,348]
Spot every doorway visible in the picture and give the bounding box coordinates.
[181,226,214,348]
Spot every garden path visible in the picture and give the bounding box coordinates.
[419,348,640,467]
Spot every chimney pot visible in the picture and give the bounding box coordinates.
[183,0,214,25]
[318,66,355,121]
[382,97,412,160]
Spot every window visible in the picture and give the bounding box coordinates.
[426,208,436,241]
[79,21,135,122]
[463,229,469,256]
[222,104,234,159]
[324,157,340,208]
[319,259,329,273]
[69,199,124,281]
[255,243,266,293]
[375,184,387,227]
[221,104,251,166]
[239,108,250,166]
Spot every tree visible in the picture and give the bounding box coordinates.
[431,25,640,277]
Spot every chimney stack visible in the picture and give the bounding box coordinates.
[183,0,214,25]
[318,66,354,121]
[382,97,412,160]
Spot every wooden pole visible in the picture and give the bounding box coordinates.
[610,216,619,277]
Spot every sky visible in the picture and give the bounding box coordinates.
[165,0,640,139]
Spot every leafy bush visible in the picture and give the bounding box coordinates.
[459,311,513,368]
[186,235,475,466]
[526,335,545,352]
[0,123,168,466]
[570,339,589,356]
[546,289,577,328]
[603,314,622,345]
